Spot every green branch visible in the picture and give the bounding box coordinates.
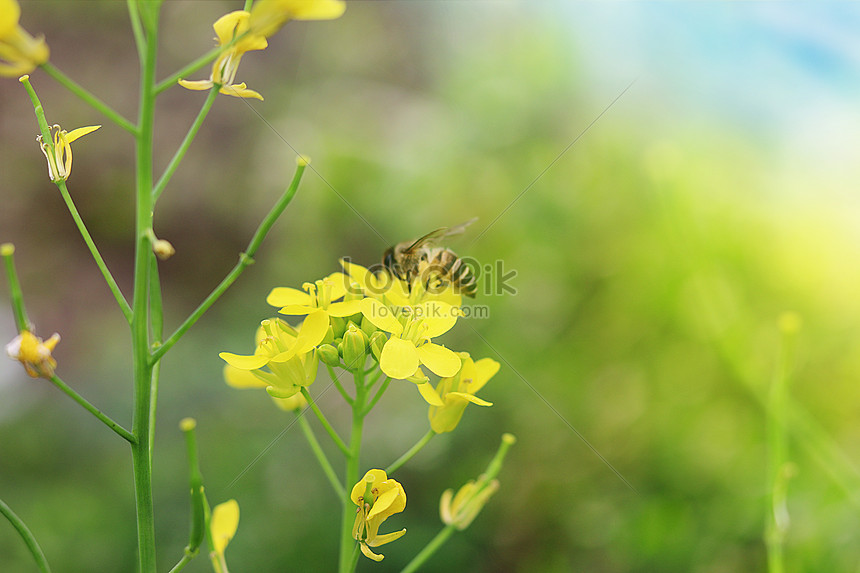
[1,244,31,332]
[150,160,307,363]
[386,429,434,475]
[297,411,346,500]
[301,387,349,455]
[0,498,51,573]
[49,375,135,443]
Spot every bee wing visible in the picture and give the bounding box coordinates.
[439,216,478,238]
[403,218,478,253]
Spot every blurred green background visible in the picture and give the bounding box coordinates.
[3,1,860,571]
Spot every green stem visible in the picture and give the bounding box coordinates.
[400,524,456,573]
[386,429,434,475]
[127,0,146,63]
[148,255,164,452]
[301,387,349,455]
[152,87,218,202]
[49,375,135,443]
[326,364,353,404]
[41,63,137,135]
[1,244,31,332]
[766,315,798,573]
[154,45,222,95]
[297,410,346,500]
[130,3,160,571]
[338,370,367,573]
[363,376,390,416]
[180,418,205,559]
[150,161,306,363]
[167,553,194,573]
[0,498,52,573]
[56,180,133,322]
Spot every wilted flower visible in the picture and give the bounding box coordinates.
[6,329,60,379]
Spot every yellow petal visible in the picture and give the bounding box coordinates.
[360,298,403,335]
[219,351,268,370]
[178,79,215,91]
[351,469,389,505]
[292,310,329,354]
[64,125,101,143]
[213,10,251,45]
[290,0,346,21]
[219,82,264,100]
[416,343,461,378]
[380,337,419,380]
[470,358,500,393]
[367,528,406,548]
[326,299,363,317]
[278,304,314,316]
[359,542,384,562]
[210,499,239,556]
[415,301,458,339]
[367,481,406,519]
[0,0,21,37]
[267,287,312,307]
[416,381,444,406]
[340,259,371,290]
[223,364,267,388]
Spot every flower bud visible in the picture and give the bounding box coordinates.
[152,239,175,260]
[339,324,368,371]
[360,314,377,338]
[330,316,347,339]
[318,343,340,367]
[369,331,387,362]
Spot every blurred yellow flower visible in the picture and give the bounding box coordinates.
[5,329,60,379]
[249,0,346,38]
[440,477,499,531]
[36,123,101,182]
[268,274,363,345]
[351,469,406,562]
[0,0,48,77]
[220,317,321,399]
[179,10,268,100]
[210,499,239,571]
[429,354,498,433]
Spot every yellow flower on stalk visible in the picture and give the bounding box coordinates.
[0,0,48,77]
[429,354,498,433]
[220,317,322,399]
[178,11,268,100]
[351,469,406,562]
[210,499,239,571]
[35,123,101,182]
[267,273,363,346]
[361,297,461,380]
[5,329,60,379]
[440,478,499,531]
[249,0,346,38]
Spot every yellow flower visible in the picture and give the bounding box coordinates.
[267,273,363,346]
[36,123,101,182]
[220,317,322,399]
[440,478,499,531]
[0,0,48,77]
[179,11,268,100]
[429,354,498,433]
[351,469,406,562]
[361,297,461,385]
[5,329,60,379]
[249,0,346,38]
[210,499,239,571]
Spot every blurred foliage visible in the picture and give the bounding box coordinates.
[2,2,860,572]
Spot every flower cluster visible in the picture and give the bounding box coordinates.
[221,260,498,420]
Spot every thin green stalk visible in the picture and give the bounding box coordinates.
[56,181,133,322]
[148,255,164,453]
[130,4,160,571]
[167,554,194,573]
[126,0,146,62]
[301,387,349,455]
[174,418,205,570]
[297,410,346,500]
[326,363,354,404]
[766,314,799,573]
[1,244,31,332]
[400,525,456,573]
[339,370,367,573]
[150,161,307,363]
[386,429,434,475]
[152,87,218,202]
[363,376,390,416]
[0,498,51,573]
[49,375,135,443]
[154,45,222,95]
[41,63,137,135]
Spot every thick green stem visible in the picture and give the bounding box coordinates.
[297,411,346,500]
[338,370,367,573]
[386,429,434,475]
[150,161,306,364]
[0,498,51,573]
[41,63,137,135]
[131,2,160,571]
[49,375,135,443]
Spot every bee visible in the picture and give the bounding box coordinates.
[382,218,478,298]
